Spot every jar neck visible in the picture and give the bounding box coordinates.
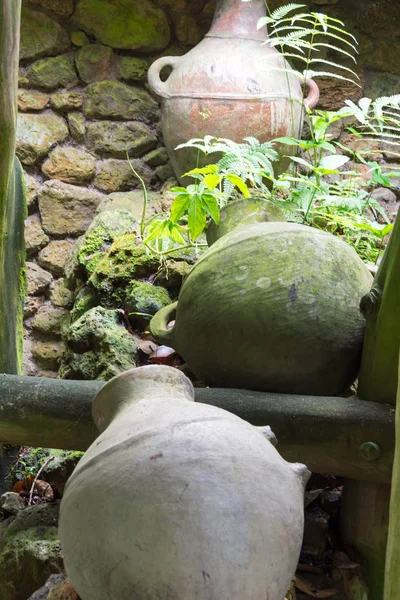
[207,0,268,41]
[92,366,195,433]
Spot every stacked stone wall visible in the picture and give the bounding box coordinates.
[18,0,400,376]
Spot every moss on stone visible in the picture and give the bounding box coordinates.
[20,6,70,61]
[125,280,171,322]
[27,56,77,90]
[61,306,138,380]
[73,0,170,52]
[89,233,160,294]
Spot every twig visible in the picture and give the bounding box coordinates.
[28,456,55,506]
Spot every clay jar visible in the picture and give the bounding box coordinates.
[151,223,373,395]
[59,365,309,600]
[148,0,319,182]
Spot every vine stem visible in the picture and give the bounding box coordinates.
[28,456,55,506]
[127,154,147,239]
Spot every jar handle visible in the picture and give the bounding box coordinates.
[150,301,178,346]
[303,78,320,109]
[147,56,181,99]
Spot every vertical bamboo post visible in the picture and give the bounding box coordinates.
[0,0,24,374]
[0,1,24,495]
[341,209,400,599]
[384,352,400,600]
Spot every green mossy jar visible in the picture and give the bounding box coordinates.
[151,222,373,395]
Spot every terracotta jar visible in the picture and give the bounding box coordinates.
[151,223,373,395]
[59,365,309,600]
[148,0,319,182]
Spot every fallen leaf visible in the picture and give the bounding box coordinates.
[33,479,54,501]
[295,576,338,598]
[138,339,158,355]
[148,345,177,364]
[332,551,359,569]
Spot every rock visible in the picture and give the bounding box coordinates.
[99,190,161,221]
[27,57,78,90]
[26,262,53,295]
[67,112,85,141]
[73,0,170,52]
[17,112,69,166]
[75,44,113,83]
[31,305,68,336]
[24,0,74,17]
[27,574,67,600]
[69,285,99,322]
[61,307,139,380]
[41,450,84,494]
[156,258,193,291]
[47,578,79,600]
[93,158,152,193]
[83,80,159,123]
[18,90,49,112]
[50,279,75,308]
[340,133,382,161]
[32,340,65,370]
[71,30,89,47]
[302,506,330,558]
[38,180,104,237]
[89,234,160,294]
[155,162,175,181]
[175,15,203,45]
[20,6,70,61]
[371,187,399,222]
[72,209,137,278]
[125,281,171,324]
[116,56,149,82]
[0,493,26,516]
[316,66,365,111]
[364,72,400,100]
[25,215,50,256]
[38,240,75,276]
[24,296,45,319]
[42,147,96,184]
[50,92,83,112]
[143,147,169,167]
[0,503,64,600]
[86,120,158,158]
[24,172,39,208]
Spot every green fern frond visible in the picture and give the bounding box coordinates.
[271,4,307,20]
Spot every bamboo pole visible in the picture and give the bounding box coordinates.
[341,209,400,599]
[384,352,400,600]
[0,374,395,483]
[0,0,24,374]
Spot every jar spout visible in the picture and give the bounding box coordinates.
[208,0,268,42]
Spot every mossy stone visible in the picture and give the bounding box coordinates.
[75,44,113,83]
[62,306,138,380]
[73,0,170,52]
[17,112,69,166]
[116,56,149,82]
[71,30,89,47]
[86,121,158,158]
[20,7,70,61]
[89,234,160,293]
[31,305,68,336]
[83,80,158,123]
[76,209,137,277]
[143,147,170,167]
[67,112,86,141]
[27,57,77,90]
[125,281,171,323]
[32,341,65,370]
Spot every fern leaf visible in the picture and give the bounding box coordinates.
[271,3,307,20]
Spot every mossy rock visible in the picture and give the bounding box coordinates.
[83,80,158,123]
[73,0,170,52]
[61,306,138,380]
[125,281,171,324]
[75,44,113,83]
[69,285,100,323]
[116,56,149,82]
[20,7,70,61]
[27,57,77,90]
[89,234,160,294]
[0,504,63,600]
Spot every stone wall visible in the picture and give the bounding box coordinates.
[19,0,400,377]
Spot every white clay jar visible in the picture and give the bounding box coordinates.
[59,365,309,600]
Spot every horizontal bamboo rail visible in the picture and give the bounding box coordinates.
[0,374,394,483]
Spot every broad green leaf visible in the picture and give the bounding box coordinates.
[201,194,220,224]
[183,165,218,176]
[226,174,251,197]
[170,194,190,222]
[288,155,313,170]
[204,173,221,190]
[188,196,207,240]
[168,222,186,245]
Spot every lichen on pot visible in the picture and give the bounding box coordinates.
[151,222,373,395]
